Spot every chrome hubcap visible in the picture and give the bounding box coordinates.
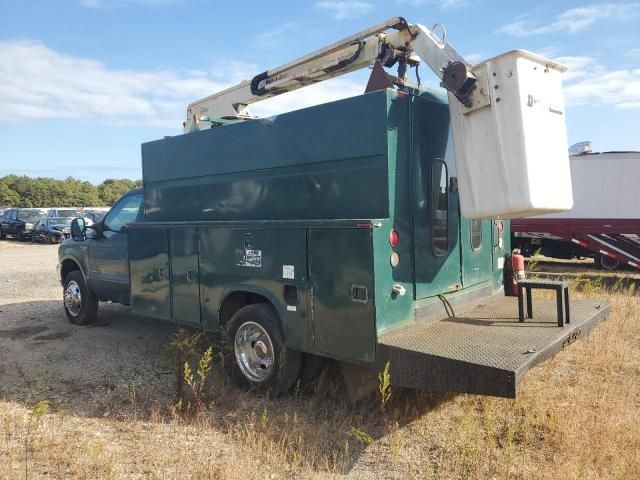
[234,321,275,382]
[64,281,82,317]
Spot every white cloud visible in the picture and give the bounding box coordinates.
[0,39,368,128]
[251,75,365,117]
[313,1,373,20]
[499,3,639,36]
[0,39,230,127]
[557,55,640,109]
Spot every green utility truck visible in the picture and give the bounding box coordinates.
[58,18,609,398]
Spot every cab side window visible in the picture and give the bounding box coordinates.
[104,194,143,232]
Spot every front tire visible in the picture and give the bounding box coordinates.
[227,303,301,395]
[63,270,98,325]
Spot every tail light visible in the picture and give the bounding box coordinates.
[389,229,400,248]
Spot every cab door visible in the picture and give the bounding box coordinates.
[88,192,143,303]
[412,96,462,299]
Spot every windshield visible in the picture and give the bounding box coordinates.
[17,210,47,222]
[49,217,73,226]
[56,209,83,217]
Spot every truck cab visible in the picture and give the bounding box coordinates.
[58,189,143,311]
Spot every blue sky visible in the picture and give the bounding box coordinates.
[1,0,639,183]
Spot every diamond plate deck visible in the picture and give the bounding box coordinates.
[377,295,611,398]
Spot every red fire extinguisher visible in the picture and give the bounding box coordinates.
[512,248,526,281]
[511,248,526,295]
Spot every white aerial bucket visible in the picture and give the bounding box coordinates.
[449,50,573,219]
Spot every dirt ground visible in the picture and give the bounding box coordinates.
[0,240,179,417]
[0,240,638,479]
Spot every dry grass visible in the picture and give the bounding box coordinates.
[1,286,639,479]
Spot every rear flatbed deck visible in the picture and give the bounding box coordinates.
[377,295,611,397]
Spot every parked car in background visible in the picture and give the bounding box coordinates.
[83,209,107,224]
[0,208,48,241]
[31,217,72,243]
[47,207,107,226]
[47,208,84,219]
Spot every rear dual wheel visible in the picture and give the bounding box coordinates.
[227,304,301,395]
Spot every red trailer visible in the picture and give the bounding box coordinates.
[512,149,640,270]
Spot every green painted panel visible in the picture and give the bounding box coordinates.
[308,228,376,362]
[411,95,462,299]
[170,227,200,326]
[198,226,309,350]
[460,219,493,287]
[372,219,414,333]
[492,219,511,288]
[129,226,171,320]
[142,92,390,222]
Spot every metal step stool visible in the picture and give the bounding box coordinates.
[517,279,570,327]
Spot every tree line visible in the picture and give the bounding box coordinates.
[0,176,143,208]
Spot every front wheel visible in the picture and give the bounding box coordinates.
[227,303,301,395]
[63,270,98,325]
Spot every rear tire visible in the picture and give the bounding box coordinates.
[63,270,98,325]
[0,229,5,240]
[596,253,619,271]
[227,303,301,395]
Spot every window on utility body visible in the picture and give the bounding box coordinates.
[431,160,448,257]
[470,219,482,251]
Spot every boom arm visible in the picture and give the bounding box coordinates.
[182,17,574,221]
[184,17,476,133]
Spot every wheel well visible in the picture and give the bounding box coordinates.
[218,291,274,326]
[61,259,81,283]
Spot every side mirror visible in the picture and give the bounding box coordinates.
[71,217,86,241]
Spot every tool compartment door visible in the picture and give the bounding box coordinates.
[129,226,171,320]
[412,96,462,298]
[170,227,201,326]
[460,219,493,287]
[308,228,376,363]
